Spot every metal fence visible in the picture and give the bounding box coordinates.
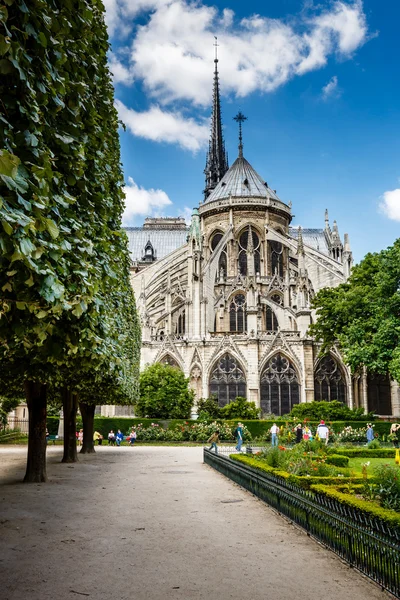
[204,449,400,598]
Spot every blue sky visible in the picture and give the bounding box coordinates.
[104,0,400,262]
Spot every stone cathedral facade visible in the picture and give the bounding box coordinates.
[121,58,399,418]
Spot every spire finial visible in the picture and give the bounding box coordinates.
[214,36,219,62]
[296,226,305,256]
[233,110,247,158]
[203,39,229,199]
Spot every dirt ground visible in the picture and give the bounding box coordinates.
[0,445,392,600]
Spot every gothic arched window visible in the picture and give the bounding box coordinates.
[229,294,246,332]
[260,353,300,415]
[238,228,261,276]
[160,355,179,369]
[264,306,278,332]
[209,353,246,406]
[211,232,227,279]
[314,355,346,403]
[175,309,185,336]
[269,241,283,277]
[367,372,392,415]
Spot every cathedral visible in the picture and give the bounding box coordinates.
[122,56,399,419]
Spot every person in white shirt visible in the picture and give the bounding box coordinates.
[270,423,279,447]
[316,420,329,445]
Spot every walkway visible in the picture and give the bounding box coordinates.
[0,446,391,600]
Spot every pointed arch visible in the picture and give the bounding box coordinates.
[260,352,300,416]
[158,353,182,370]
[314,353,347,404]
[208,352,247,407]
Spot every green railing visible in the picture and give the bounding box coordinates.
[204,449,400,598]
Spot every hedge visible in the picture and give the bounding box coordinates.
[45,416,396,440]
[230,454,363,490]
[326,447,396,458]
[324,454,349,467]
[311,484,400,528]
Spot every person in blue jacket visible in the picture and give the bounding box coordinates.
[366,423,374,444]
[116,429,124,446]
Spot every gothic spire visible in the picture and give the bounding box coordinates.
[204,38,229,200]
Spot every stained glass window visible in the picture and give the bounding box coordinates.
[260,353,300,415]
[209,353,246,407]
[270,241,283,277]
[238,229,261,275]
[229,294,247,332]
[314,355,346,403]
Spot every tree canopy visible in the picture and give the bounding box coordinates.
[136,363,194,419]
[309,240,400,381]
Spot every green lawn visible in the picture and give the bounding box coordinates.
[348,456,400,474]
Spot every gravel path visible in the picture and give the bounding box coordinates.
[0,446,390,600]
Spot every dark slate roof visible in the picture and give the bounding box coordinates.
[125,227,189,262]
[124,226,330,263]
[289,227,329,256]
[204,155,280,203]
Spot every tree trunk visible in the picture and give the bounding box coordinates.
[79,402,95,454]
[62,388,78,463]
[24,380,47,483]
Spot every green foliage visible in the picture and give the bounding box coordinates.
[309,240,400,382]
[287,401,370,421]
[327,447,395,458]
[324,454,349,467]
[367,438,381,449]
[196,397,221,419]
[365,464,400,511]
[0,0,140,403]
[311,484,400,526]
[137,363,194,419]
[0,397,21,427]
[220,397,260,419]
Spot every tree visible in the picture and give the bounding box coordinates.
[309,240,400,381]
[0,1,140,479]
[136,363,194,419]
[220,397,260,419]
[287,400,369,421]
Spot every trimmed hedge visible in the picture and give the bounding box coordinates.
[327,447,396,458]
[311,484,400,528]
[324,454,349,467]
[230,454,363,490]
[45,416,396,441]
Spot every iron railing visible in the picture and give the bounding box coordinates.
[204,449,400,598]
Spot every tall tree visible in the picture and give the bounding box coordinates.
[309,240,400,381]
[0,1,140,480]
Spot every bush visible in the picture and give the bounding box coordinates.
[220,397,260,420]
[136,363,194,419]
[368,464,400,511]
[196,397,221,419]
[286,401,372,421]
[327,448,395,458]
[324,454,349,467]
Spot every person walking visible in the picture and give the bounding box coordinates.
[295,424,303,444]
[390,423,400,448]
[235,423,243,452]
[129,428,137,446]
[207,429,220,453]
[366,423,374,444]
[303,425,311,441]
[78,429,83,446]
[316,420,329,445]
[115,429,124,446]
[270,423,279,447]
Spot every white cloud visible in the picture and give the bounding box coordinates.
[123,177,172,225]
[108,53,134,85]
[379,189,400,222]
[322,75,340,99]
[115,99,209,151]
[107,0,369,106]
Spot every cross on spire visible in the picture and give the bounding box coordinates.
[234,110,247,158]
